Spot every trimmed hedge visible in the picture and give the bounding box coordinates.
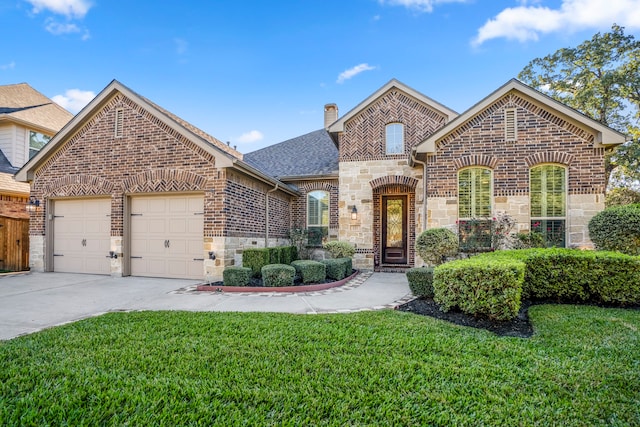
[291,260,326,284]
[406,267,435,298]
[588,204,640,255]
[261,264,296,287]
[243,249,270,278]
[321,259,347,281]
[243,246,298,278]
[433,259,525,321]
[474,249,640,305]
[336,257,353,276]
[222,267,252,286]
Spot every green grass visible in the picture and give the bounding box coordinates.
[1,307,639,426]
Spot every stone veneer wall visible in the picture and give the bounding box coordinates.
[339,160,424,270]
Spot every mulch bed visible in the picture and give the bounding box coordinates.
[397,298,640,338]
[396,298,535,338]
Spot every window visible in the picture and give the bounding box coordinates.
[385,123,404,155]
[458,167,493,250]
[307,190,329,246]
[115,108,124,137]
[29,131,51,159]
[530,165,566,247]
[505,108,517,141]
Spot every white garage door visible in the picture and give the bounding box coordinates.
[53,198,111,275]
[130,194,204,280]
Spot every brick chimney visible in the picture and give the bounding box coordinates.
[324,103,338,129]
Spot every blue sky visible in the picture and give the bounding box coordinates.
[2,0,640,152]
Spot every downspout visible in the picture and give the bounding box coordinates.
[411,153,428,233]
[265,183,279,247]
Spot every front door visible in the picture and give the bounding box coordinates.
[382,195,407,264]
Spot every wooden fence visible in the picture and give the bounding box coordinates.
[0,217,29,271]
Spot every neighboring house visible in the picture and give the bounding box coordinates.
[0,83,73,271]
[16,78,626,280]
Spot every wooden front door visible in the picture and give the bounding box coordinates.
[382,195,407,264]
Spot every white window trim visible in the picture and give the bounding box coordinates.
[385,123,404,155]
[529,164,568,246]
[307,190,329,228]
[457,167,494,220]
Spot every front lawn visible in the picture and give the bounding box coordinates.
[1,307,639,425]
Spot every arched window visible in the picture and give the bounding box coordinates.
[385,123,404,155]
[458,167,492,249]
[530,165,566,247]
[307,190,329,246]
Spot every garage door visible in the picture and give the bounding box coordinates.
[53,198,111,275]
[130,194,204,280]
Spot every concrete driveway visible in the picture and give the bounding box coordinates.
[0,272,411,341]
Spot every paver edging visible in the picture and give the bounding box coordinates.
[196,270,360,293]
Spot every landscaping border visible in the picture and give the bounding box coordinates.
[196,270,360,293]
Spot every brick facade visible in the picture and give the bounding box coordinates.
[27,90,293,279]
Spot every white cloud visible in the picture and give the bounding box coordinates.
[0,62,15,70]
[25,0,92,19]
[378,0,468,13]
[337,63,377,84]
[45,19,79,35]
[473,0,640,46]
[237,130,264,144]
[52,88,95,113]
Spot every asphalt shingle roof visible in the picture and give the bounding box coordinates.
[0,83,73,133]
[0,151,18,174]
[244,129,338,178]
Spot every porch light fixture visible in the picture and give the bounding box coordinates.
[26,196,40,212]
[351,205,358,220]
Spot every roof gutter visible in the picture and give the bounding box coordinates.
[265,183,279,247]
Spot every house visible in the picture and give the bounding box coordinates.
[16,78,626,280]
[0,83,73,271]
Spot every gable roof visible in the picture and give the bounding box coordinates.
[15,80,299,195]
[328,78,458,134]
[0,172,29,196]
[413,79,628,157]
[0,83,73,134]
[244,129,338,179]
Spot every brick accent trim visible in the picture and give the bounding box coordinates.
[44,174,115,197]
[369,175,418,190]
[122,169,208,193]
[523,152,575,167]
[453,154,499,170]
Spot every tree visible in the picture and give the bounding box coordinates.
[518,24,640,189]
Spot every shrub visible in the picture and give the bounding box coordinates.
[280,246,297,265]
[261,264,296,287]
[606,187,640,207]
[291,260,326,284]
[415,228,459,266]
[242,248,270,278]
[512,232,545,249]
[475,249,640,305]
[406,267,434,298]
[323,241,356,258]
[321,259,347,281]
[589,204,640,255]
[433,259,525,321]
[268,247,282,264]
[222,267,252,286]
[336,257,353,276]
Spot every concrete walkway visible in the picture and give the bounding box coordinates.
[0,272,411,341]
